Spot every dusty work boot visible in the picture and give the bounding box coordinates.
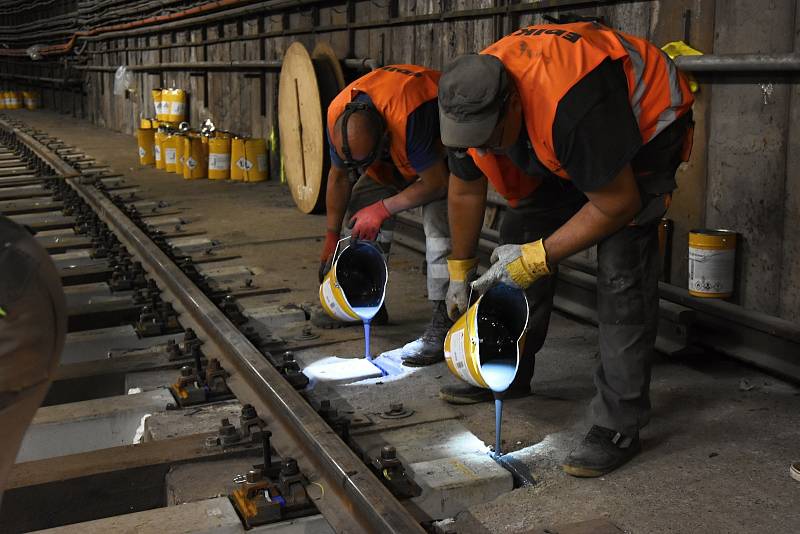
[401,301,452,367]
[438,383,531,405]
[562,425,641,478]
[310,303,389,329]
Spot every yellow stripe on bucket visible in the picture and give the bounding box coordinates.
[136,128,155,165]
[688,229,737,298]
[208,137,231,180]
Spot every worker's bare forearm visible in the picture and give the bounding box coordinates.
[325,166,352,234]
[544,165,641,265]
[383,159,449,215]
[448,175,487,260]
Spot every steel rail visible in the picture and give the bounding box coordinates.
[0,118,425,534]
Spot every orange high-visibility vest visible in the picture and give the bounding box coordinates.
[469,23,694,207]
[327,65,441,186]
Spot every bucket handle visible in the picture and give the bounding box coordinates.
[332,235,353,264]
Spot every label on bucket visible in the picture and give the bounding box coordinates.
[170,101,185,115]
[154,145,161,161]
[165,148,176,165]
[138,146,146,158]
[689,247,735,295]
[185,157,197,170]
[447,328,480,387]
[236,157,253,171]
[209,153,230,171]
[320,279,357,321]
[257,154,267,172]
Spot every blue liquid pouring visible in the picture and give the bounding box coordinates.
[480,361,516,457]
[352,306,386,376]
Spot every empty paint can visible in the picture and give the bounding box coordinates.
[208,136,231,180]
[136,127,155,165]
[163,135,178,173]
[154,130,166,169]
[688,229,737,298]
[230,137,246,181]
[444,284,529,393]
[22,91,38,110]
[319,238,388,322]
[163,88,187,123]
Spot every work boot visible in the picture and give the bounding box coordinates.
[562,425,641,478]
[310,303,389,329]
[438,383,531,405]
[401,301,452,367]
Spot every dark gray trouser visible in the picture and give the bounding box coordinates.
[501,187,662,436]
[0,217,67,497]
[342,174,450,301]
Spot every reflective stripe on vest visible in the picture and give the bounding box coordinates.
[470,23,694,203]
[327,65,441,185]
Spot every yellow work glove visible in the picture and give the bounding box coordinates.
[445,257,479,320]
[470,240,550,294]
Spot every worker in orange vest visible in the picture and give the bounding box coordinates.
[317,65,453,366]
[438,22,694,476]
[0,216,66,496]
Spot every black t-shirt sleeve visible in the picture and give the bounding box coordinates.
[447,148,484,181]
[553,58,642,192]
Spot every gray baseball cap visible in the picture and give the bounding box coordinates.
[438,54,509,149]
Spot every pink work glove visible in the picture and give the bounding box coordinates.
[348,200,391,241]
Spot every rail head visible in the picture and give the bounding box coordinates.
[0,118,425,534]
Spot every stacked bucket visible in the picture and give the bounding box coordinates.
[137,88,268,183]
[0,90,40,110]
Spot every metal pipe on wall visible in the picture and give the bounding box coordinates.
[676,53,800,72]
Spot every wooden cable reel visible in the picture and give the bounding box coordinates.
[278,41,345,214]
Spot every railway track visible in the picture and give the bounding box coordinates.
[0,116,426,533]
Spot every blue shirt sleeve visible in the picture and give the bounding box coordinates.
[405,99,443,174]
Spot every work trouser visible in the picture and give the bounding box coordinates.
[506,112,692,435]
[0,217,67,497]
[342,174,450,301]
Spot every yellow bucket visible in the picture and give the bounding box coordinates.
[163,88,187,123]
[173,134,186,174]
[152,89,166,121]
[136,128,155,165]
[154,130,166,169]
[444,284,529,393]
[207,137,231,180]
[688,229,737,298]
[22,91,38,110]
[239,138,268,182]
[163,135,178,173]
[0,92,6,110]
[230,137,246,181]
[319,238,388,322]
[183,134,207,180]
[6,91,21,109]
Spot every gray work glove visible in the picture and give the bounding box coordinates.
[470,240,550,295]
[445,258,479,321]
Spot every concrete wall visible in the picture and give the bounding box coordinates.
[2,0,799,323]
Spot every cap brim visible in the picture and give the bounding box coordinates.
[439,108,500,149]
